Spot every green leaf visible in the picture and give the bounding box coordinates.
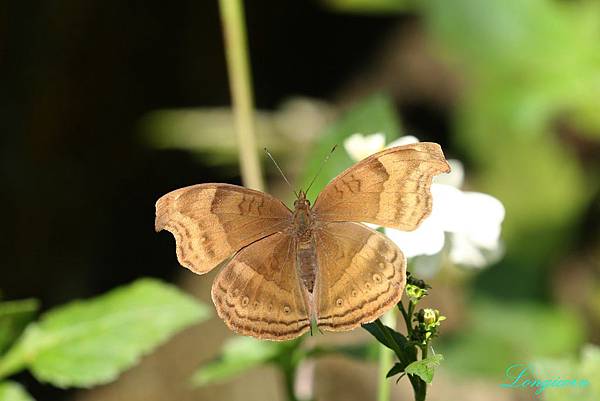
[362,322,394,350]
[363,321,415,362]
[322,0,413,14]
[0,279,210,388]
[140,108,289,164]
[0,381,35,401]
[191,336,286,386]
[386,362,406,378]
[300,93,402,203]
[405,354,443,384]
[0,300,39,354]
[389,329,416,360]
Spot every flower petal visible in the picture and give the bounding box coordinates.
[387,135,420,148]
[433,159,464,188]
[410,252,444,279]
[343,133,386,161]
[456,192,505,249]
[429,184,465,233]
[385,217,445,258]
[449,232,504,268]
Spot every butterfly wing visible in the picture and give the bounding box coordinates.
[211,232,311,340]
[155,183,292,274]
[312,143,450,230]
[314,222,406,331]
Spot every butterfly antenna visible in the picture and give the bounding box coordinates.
[305,144,337,196]
[264,148,298,198]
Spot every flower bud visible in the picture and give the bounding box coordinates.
[406,284,428,301]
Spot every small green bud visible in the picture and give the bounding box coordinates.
[414,308,446,344]
[406,284,428,301]
[423,308,437,326]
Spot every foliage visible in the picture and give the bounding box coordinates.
[0,300,39,355]
[404,354,443,384]
[192,336,289,386]
[533,344,600,401]
[418,0,600,280]
[441,299,584,376]
[363,273,445,401]
[322,0,412,14]
[0,279,210,389]
[0,382,35,401]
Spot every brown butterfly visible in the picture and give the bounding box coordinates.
[155,143,450,340]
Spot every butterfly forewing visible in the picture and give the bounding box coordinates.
[312,143,450,230]
[155,183,291,274]
[314,222,406,331]
[211,232,311,340]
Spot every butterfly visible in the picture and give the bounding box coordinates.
[155,143,450,340]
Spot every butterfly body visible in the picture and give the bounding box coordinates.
[156,143,450,340]
[291,191,319,294]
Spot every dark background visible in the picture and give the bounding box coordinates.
[1,1,410,302]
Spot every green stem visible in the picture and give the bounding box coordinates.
[282,364,300,401]
[415,345,428,401]
[398,300,429,401]
[398,301,412,336]
[377,309,396,401]
[218,0,264,191]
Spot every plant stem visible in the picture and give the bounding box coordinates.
[414,344,429,401]
[398,300,428,401]
[377,309,396,401]
[398,301,412,336]
[282,364,300,401]
[218,0,264,191]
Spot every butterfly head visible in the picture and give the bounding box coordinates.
[294,190,311,209]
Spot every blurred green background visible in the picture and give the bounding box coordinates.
[1,0,599,400]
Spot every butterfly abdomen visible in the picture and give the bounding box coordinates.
[296,236,317,294]
[292,197,318,294]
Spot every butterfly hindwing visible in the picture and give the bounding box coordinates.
[314,222,406,331]
[211,232,311,340]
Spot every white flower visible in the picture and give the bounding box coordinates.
[343,132,386,160]
[343,133,505,271]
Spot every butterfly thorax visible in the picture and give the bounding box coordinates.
[292,192,318,293]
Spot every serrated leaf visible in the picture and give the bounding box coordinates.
[191,337,284,386]
[405,354,443,383]
[0,299,39,354]
[0,279,210,388]
[0,381,35,401]
[301,93,401,203]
